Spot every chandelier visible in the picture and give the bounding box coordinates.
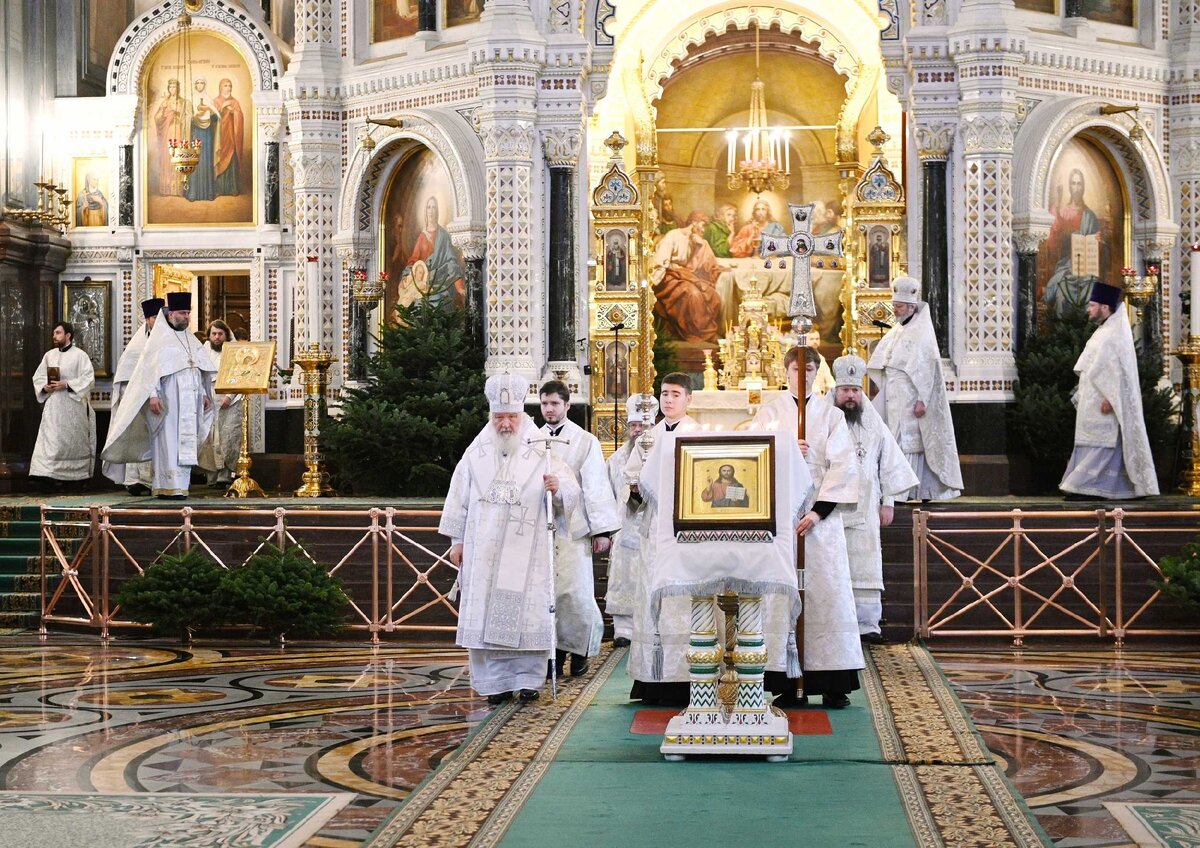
[168,9,200,190]
[726,24,790,195]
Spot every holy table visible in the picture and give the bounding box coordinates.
[637,429,812,761]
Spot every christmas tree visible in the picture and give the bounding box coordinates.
[325,299,488,495]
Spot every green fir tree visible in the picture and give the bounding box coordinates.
[325,299,488,495]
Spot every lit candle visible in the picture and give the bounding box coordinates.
[1191,244,1200,341]
[784,132,791,174]
[726,130,736,173]
[305,255,320,346]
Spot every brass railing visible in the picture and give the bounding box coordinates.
[40,505,458,640]
[913,508,1200,646]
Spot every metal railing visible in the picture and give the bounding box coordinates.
[913,507,1200,646]
[40,505,458,640]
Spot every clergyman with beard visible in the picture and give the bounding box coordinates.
[827,355,917,643]
[102,292,216,499]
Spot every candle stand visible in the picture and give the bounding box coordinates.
[293,343,335,498]
[1174,338,1200,497]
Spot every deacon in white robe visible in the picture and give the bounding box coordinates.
[538,380,620,676]
[754,345,865,707]
[441,374,581,704]
[30,323,96,481]
[101,293,216,499]
[827,355,919,640]
[199,320,242,486]
[1060,282,1158,498]
[867,276,963,501]
[604,394,658,646]
[103,298,162,493]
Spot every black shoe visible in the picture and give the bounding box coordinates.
[486,691,512,705]
[822,693,850,709]
[518,688,540,702]
[569,654,589,677]
[1064,492,1100,501]
[861,632,887,645]
[156,494,187,501]
[613,637,631,648]
[126,484,151,496]
[773,692,808,709]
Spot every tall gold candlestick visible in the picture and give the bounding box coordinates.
[293,342,335,498]
[1174,339,1200,497]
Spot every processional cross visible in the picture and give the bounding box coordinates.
[759,202,844,697]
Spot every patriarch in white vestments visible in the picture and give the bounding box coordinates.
[441,374,581,705]
[101,291,215,499]
[623,373,700,705]
[605,394,658,646]
[867,276,962,501]
[827,355,918,641]
[30,322,96,482]
[199,319,242,487]
[1060,281,1158,499]
[103,298,162,493]
[538,380,620,678]
[753,346,864,708]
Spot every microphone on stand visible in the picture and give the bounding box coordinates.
[872,319,893,330]
[611,323,626,331]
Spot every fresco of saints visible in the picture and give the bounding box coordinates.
[153,78,191,196]
[704,203,738,258]
[730,199,787,258]
[186,77,219,202]
[651,211,729,343]
[76,173,108,227]
[605,233,627,291]
[1041,168,1110,316]
[213,78,244,196]
[393,197,467,311]
[701,464,750,508]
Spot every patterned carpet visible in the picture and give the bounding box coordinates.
[366,643,1048,847]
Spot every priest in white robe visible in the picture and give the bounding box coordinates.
[102,298,162,494]
[441,374,581,705]
[867,276,962,501]
[605,394,657,647]
[538,379,620,678]
[754,345,865,708]
[30,322,96,482]
[828,354,918,642]
[101,292,215,499]
[1060,281,1158,499]
[624,373,701,705]
[199,320,242,487]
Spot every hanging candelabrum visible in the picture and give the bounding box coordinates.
[293,342,335,498]
[725,24,790,195]
[169,138,202,191]
[351,267,386,305]
[1173,244,1200,497]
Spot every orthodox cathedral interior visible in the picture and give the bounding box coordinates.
[0,0,1197,846]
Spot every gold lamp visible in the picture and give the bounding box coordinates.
[167,10,201,190]
[726,23,790,195]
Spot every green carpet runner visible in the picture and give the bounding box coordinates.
[0,506,65,630]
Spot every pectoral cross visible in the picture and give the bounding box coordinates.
[759,202,845,322]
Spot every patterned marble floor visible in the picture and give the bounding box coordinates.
[934,648,1200,848]
[0,640,488,848]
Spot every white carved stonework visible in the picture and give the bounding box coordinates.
[960,115,1017,156]
[481,122,537,374]
[921,0,948,25]
[450,231,488,261]
[1177,139,1200,177]
[1012,229,1050,256]
[550,0,575,32]
[295,0,334,47]
[915,123,954,162]
[542,127,583,167]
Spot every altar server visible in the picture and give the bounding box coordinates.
[102,298,162,494]
[101,292,215,499]
[30,322,96,482]
[1060,281,1158,499]
[828,355,918,642]
[605,394,657,647]
[867,276,962,500]
[538,379,620,678]
[199,319,242,487]
[441,374,580,705]
[754,345,864,708]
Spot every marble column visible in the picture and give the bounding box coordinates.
[917,124,952,358]
[1014,249,1038,352]
[418,0,436,31]
[118,145,134,227]
[264,142,280,226]
[543,127,580,369]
